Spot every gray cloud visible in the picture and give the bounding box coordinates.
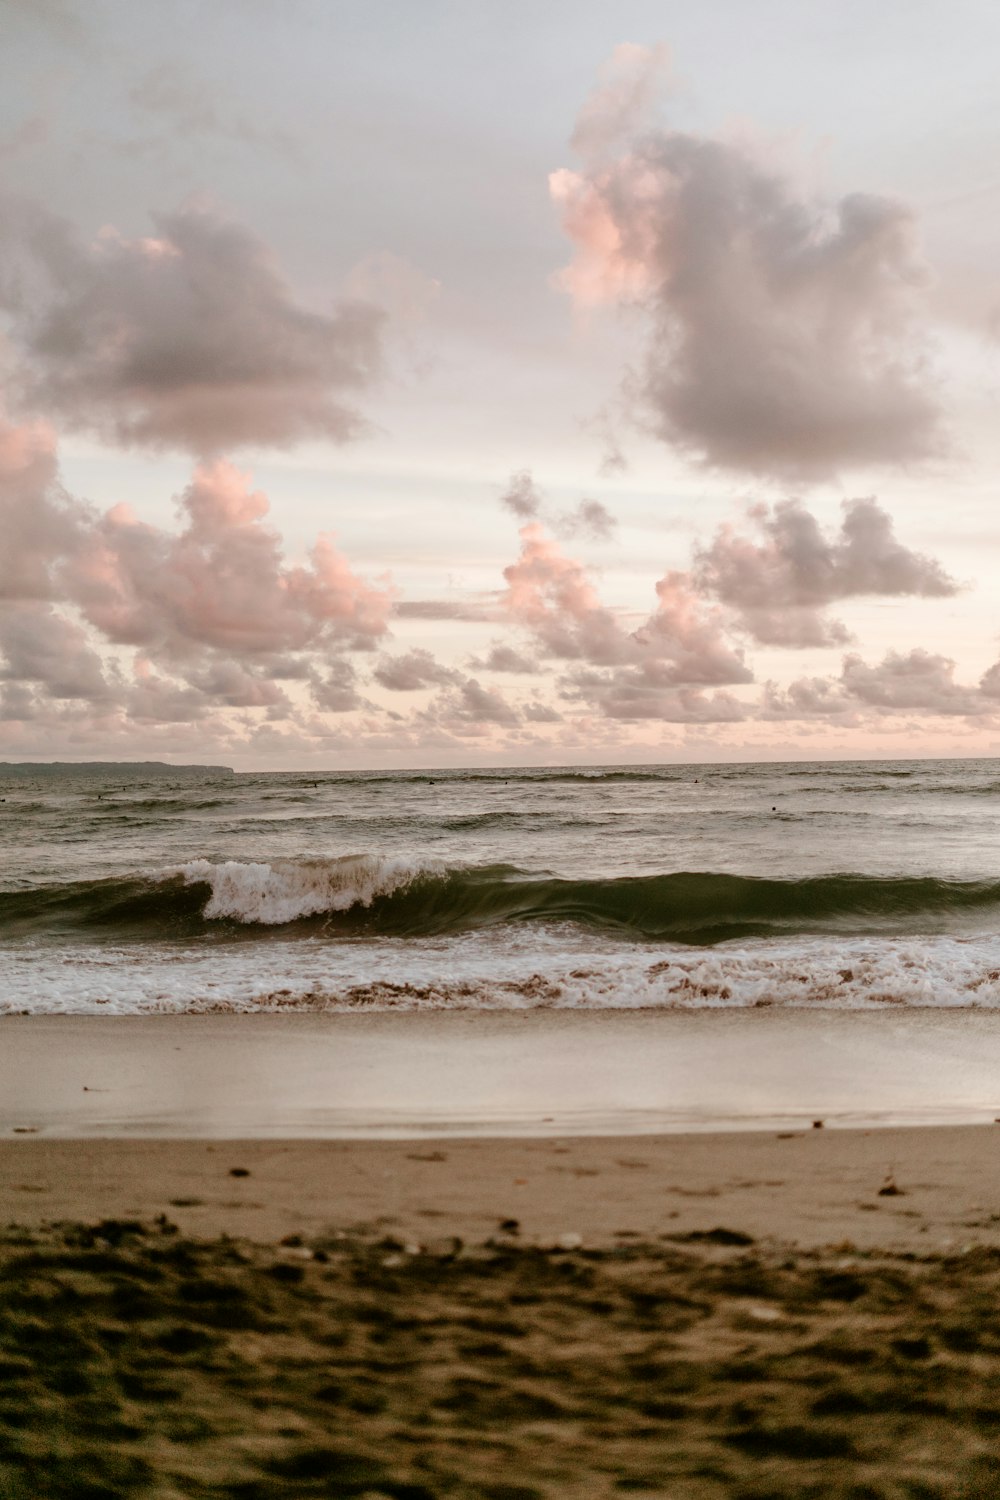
[372,648,458,691]
[561,666,746,722]
[552,48,943,479]
[0,602,111,703]
[424,675,521,730]
[694,498,957,646]
[522,699,563,723]
[308,658,365,714]
[499,469,618,543]
[394,599,496,623]
[470,643,539,674]
[0,197,385,454]
[840,649,984,715]
[557,497,617,542]
[500,469,542,520]
[764,648,986,719]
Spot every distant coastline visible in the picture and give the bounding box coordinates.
[0,762,235,776]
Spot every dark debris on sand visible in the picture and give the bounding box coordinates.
[1,1219,1000,1498]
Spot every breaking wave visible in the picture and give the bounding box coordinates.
[5,856,1000,944]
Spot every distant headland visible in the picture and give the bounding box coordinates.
[0,762,235,776]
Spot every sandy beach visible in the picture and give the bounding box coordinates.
[3,1014,1000,1496]
[2,1127,1000,1498]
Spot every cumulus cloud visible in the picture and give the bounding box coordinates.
[423,675,521,731]
[558,498,617,541]
[471,643,539,674]
[0,198,385,453]
[0,415,83,600]
[561,668,746,723]
[501,518,751,720]
[0,417,394,730]
[840,649,984,715]
[570,42,672,161]
[503,522,748,679]
[68,459,392,660]
[551,46,942,479]
[0,602,111,704]
[764,648,986,719]
[502,522,627,665]
[372,648,458,691]
[500,469,543,520]
[498,470,618,542]
[694,498,957,645]
[523,699,563,723]
[309,658,365,714]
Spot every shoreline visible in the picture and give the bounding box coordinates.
[2,1008,1000,1140]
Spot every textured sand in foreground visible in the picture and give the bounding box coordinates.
[3,1204,1000,1497]
[1,1132,1000,1495]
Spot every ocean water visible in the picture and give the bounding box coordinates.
[3,758,1000,1017]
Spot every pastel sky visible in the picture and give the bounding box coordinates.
[2,0,1000,767]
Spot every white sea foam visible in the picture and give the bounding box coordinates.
[5,930,1000,1015]
[175,854,438,924]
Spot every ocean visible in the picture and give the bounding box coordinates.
[3,757,1000,1018]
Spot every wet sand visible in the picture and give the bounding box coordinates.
[3,1009,1000,1136]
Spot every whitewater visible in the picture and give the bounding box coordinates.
[4,757,1000,1015]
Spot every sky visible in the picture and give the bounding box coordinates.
[1,0,1000,768]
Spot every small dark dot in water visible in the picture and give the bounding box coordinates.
[229,1167,250,1178]
[813,1119,824,1129]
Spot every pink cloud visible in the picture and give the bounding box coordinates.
[69,459,392,659]
[0,414,85,601]
[0,418,393,729]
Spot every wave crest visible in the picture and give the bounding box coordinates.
[176,854,438,925]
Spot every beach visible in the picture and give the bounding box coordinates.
[3,1121,1000,1498]
[3,1016,1000,1498]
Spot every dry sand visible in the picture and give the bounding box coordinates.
[2,1127,1000,1253]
